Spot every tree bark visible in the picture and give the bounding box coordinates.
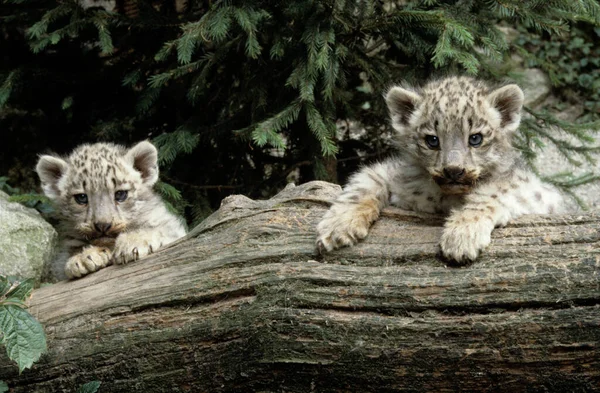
[1,181,599,392]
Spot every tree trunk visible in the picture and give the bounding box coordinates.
[1,181,599,392]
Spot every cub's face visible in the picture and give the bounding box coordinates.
[36,141,159,245]
[386,77,524,195]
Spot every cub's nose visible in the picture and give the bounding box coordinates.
[94,222,112,234]
[443,166,465,181]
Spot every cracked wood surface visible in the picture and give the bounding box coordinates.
[1,181,599,392]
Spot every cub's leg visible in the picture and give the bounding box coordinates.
[439,205,497,264]
[316,161,399,252]
[440,170,563,264]
[65,246,112,279]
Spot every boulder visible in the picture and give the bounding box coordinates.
[0,191,58,283]
[521,68,552,107]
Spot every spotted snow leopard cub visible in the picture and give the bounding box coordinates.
[36,141,187,280]
[316,76,564,263]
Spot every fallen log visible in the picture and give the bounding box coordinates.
[1,181,599,392]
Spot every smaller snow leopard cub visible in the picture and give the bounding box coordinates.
[36,141,187,280]
[316,76,564,263]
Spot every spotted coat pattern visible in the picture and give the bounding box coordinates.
[316,77,565,263]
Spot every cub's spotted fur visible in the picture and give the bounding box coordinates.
[316,76,564,263]
[36,141,186,280]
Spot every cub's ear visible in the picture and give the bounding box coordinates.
[36,155,69,200]
[126,141,159,186]
[486,84,524,132]
[385,86,422,132]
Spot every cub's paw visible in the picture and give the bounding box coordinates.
[316,205,377,253]
[112,231,164,265]
[65,246,112,279]
[439,221,492,265]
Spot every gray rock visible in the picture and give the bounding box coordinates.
[522,68,551,107]
[0,191,58,283]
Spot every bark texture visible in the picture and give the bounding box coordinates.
[1,181,599,392]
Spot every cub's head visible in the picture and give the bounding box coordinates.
[386,76,524,195]
[36,141,159,244]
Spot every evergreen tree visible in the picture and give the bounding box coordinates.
[1,0,599,223]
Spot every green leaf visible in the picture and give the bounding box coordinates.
[155,181,182,201]
[95,23,114,55]
[0,305,47,372]
[77,381,102,393]
[147,72,172,89]
[49,32,60,45]
[122,70,141,87]
[249,100,302,149]
[244,32,261,59]
[232,7,253,32]
[7,193,52,212]
[232,7,269,59]
[176,26,199,65]
[270,39,285,60]
[305,103,338,156]
[0,380,7,393]
[446,20,474,47]
[202,6,233,42]
[251,125,286,148]
[61,96,73,110]
[154,41,176,62]
[136,87,162,115]
[27,4,73,39]
[153,129,200,166]
[5,278,34,302]
[0,276,11,297]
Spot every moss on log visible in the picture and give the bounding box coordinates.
[1,181,599,392]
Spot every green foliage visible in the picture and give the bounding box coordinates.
[0,276,47,373]
[1,0,600,221]
[515,23,600,119]
[8,193,53,214]
[0,177,53,215]
[520,108,600,166]
[27,5,115,55]
[77,381,102,393]
[0,176,19,195]
[510,22,600,207]
[0,381,7,393]
[153,129,200,166]
[155,180,188,223]
[516,108,600,207]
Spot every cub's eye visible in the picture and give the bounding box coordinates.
[115,190,128,202]
[73,194,88,205]
[469,133,483,147]
[425,135,439,149]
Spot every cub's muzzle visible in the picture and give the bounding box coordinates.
[432,166,477,195]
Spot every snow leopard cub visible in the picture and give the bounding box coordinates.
[36,141,187,280]
[316,76,564,263]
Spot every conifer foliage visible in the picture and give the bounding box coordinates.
[1,0,599,222]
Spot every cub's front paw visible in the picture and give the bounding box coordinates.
[112,231,164,265]
[65,246,112,279]
[439,221,492,265]
[316,204,377,253]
